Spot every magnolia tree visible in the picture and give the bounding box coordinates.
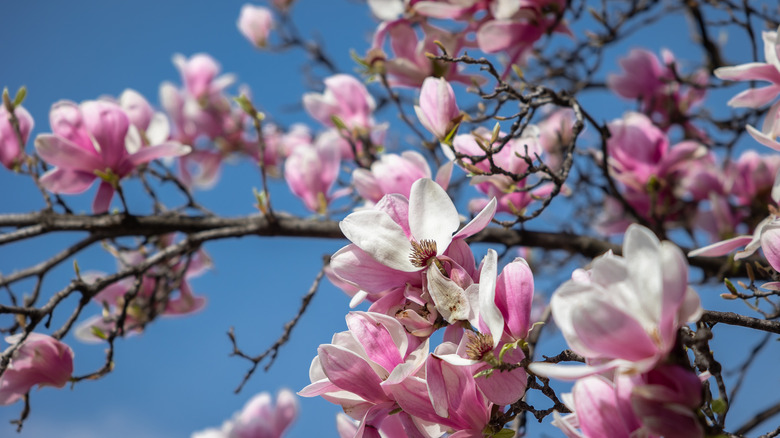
[1,0,780,437]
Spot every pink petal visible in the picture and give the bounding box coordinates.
[35,134,103,172]
[39,168,96,194]
[80,100,130,169]
[92,181,116,214]
[687,235,753,257]
[318,345,387,404]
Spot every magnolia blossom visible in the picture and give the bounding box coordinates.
[238,5,274,48]
[173,53,236,102]
[303,75,376,133]
[0,105,33,170]
[299,311,429,436]
[530,225,702,380]
[414,77,461,140]
[368,21,473,88]
[0,333,74,405]
[75,240,209,343]
[284,139,348,214]
[351,151,452,205]
[192,389,298,438]
[332,178,496,288]
[714,25,780,108]
[449,126,553,216]
[553,365,703,438]
[35,100,190,213]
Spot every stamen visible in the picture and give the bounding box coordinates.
[465,332,494,361]
[409,239,438,268]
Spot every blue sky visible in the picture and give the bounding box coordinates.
[0,1,777,437]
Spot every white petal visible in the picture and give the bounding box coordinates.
[408,178,459,253]
[340,210,417,272]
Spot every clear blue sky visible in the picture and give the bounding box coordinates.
[0,1,777,437]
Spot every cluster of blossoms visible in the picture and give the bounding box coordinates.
[365,0,570,86]
[302,178,539,436]
[686,26,780,266]
[75,236,210,343]
[2,2,776,436]
[531,225,705,438]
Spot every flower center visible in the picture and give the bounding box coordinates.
[465,332,495,361]
[409,239,438,268]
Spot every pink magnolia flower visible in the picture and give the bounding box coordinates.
[385,345,495,437]
[715,25,780,108]
[630,364,704,438]
[334,177,496,276]
[238,4,275,48]
[173,53,236,102]
[35,100,190,213]
[0,333,74,405]
[530,225,702,380]
[605,112,670,189]
[0,105,33,170]
[552,374,642,438]
[75,244,209,342]
[450,126,554,216]
[553,365,703,438]
[414,77,461,140]
[284,139,349,214]
[303,75,376,133]
[368,20,474,88]
[299,311,429,437]
[192,389,298,438]
[351,151,452,205]
[476,0,568,57]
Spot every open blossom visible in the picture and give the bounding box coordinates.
[0,333,74,405]
[368,20,474,88]
[238,5,274,48]
[299,311,429,436]
[192,389,298,438]
[715,25,780,108]
[35,100,190,213]
[530,225,702,380]
[173,53,236,102]
[414,77,461,140]
[332,178,496,291]
[0,105,33,170]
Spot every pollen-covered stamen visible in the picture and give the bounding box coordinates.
[409,239,438,268]
[465,332,495,362]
